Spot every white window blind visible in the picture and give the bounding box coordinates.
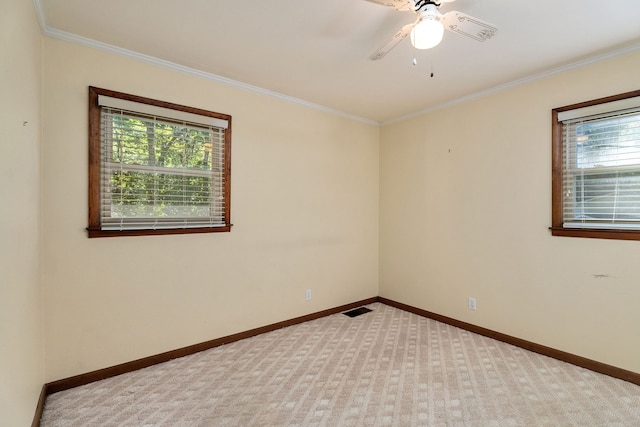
[561,101,640,230]
[98,95,229,129]
[99,101,227,231]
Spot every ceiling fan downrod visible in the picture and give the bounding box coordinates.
[413,0,441,11]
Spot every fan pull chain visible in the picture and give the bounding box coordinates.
[429,50,435,78]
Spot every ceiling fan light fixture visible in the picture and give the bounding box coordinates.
[410,17,444,49]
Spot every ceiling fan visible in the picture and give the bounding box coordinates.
[366,0,497,60]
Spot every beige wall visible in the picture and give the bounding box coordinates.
[42,38,380,381]
[0,0,44,425]
[380,50,640,373]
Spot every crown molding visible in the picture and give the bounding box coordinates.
[32,0,378,126]
[383,39,640,125]
[31,0,47,33]
[32,0,640,127]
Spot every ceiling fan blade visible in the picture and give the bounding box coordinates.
[369,21,417,60]
[440,11,497,42]
[363,0,413,12]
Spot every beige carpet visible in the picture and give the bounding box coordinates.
[41,303,640,426]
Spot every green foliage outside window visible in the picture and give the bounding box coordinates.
[106,112,220,219]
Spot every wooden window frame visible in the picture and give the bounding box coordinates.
[550,89,640,241]
[88,86,232,238]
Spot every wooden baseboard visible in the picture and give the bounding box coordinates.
[378,297,640,386]
[31,384,47,427]
[33,295,639,426]
[45,297,378,395]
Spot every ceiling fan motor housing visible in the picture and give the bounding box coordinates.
[413,0,442,11]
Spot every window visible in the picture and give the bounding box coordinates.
[88,87,232,237]
[551,90,640,240]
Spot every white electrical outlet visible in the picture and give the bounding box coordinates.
[468,297,477,310]
[305,289,311,301]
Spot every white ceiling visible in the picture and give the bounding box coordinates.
[36,0,640,123]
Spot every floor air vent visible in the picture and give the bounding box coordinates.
[343,307,372,318]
